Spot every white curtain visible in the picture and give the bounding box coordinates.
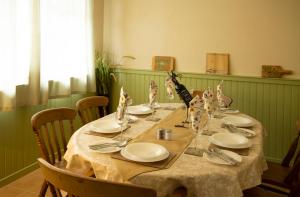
[40,0,94,100]
[0,0,33,111]
[0,0,95,111]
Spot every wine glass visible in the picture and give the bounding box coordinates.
[115,106,128,141]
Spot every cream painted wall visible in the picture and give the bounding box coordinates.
[93,0,104,52]
[103,0,300,78]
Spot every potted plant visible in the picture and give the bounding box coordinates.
[95,52,116,97]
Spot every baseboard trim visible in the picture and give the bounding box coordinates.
[265,156,281,163]
[0,162,38,188]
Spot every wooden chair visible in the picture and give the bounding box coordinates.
[31,108,77,197]
[262,120,300,193]
[76,96,109,125]
[38,158,157,197]
[244,164,300,197]
[191,90,233,107]
[243,186,288,197]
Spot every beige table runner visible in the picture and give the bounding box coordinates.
[111,108,195,181]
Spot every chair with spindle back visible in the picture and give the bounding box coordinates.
[76,96,109,125]
[38,158,157,197]
[261,119,300,193]
[244,159,300,197]
[191,89,233,108]
[31,107,77,197]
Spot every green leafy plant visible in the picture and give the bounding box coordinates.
[95,52,116,96]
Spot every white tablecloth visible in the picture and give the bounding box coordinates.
[64,103,267,197]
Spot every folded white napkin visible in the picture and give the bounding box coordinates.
[217,80,226,108]
[189,95,203,131]
[165,77,174,100]
[149,80,158,106]
[116,87,131,121]
[202,87,215,114]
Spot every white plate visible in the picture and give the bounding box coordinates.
[121,142,169,162]
[90,146,121,154]
[90,120,122,133]
[209,133,252,149]
[127,105,154,115]
[203,149,242,165]
[222,115,255,127]
[142,103,161,109]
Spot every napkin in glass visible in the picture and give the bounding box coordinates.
[217,80,226,108]
[116,87,131,121]
[165,77,174,100]
[189,95,203,131]
[149,80,158,106]
[202,87,215,114]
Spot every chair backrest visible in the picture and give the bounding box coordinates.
[191,89,233,107]
[285,159,300,197]
[38,158,157,197]
[31,108,76,165]
[192,90,203,98]
[76,96,109,125]
[281,120,300,167]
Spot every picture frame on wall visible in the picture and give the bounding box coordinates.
[206,53,229,75]
[152,56,175,71]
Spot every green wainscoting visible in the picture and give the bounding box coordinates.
[0,94,93,187]
[111,68,300,163]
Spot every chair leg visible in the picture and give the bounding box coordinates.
[171,186,187,197]
[39,180,48,197]
[49,183,58,197]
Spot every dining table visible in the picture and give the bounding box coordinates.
[64,103,267,197]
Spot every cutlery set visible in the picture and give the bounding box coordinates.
[89,140,128,150]
[204,148,239,165]
[221,123,255,137]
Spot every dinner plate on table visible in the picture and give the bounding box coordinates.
[203,149,242,165]
[222,115,255,127]
[209,132,252,149]
[127,105,154,115]
[121,142,169,162]
[90,119,122,134]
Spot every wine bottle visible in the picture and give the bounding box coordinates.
[168,71,193,107]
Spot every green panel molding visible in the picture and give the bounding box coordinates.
[111,68,300,163]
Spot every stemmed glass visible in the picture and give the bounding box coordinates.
[115,106,128,141]
[189,109,204,150]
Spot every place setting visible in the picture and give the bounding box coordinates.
[111,142,176,169]
[87,87,133,153]
[184,83,254,166]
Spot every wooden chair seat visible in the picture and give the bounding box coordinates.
[262,120,300,192]
[263,161,292,189]
[243,187,287,197]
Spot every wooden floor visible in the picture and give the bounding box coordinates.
[0,169,51,197]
